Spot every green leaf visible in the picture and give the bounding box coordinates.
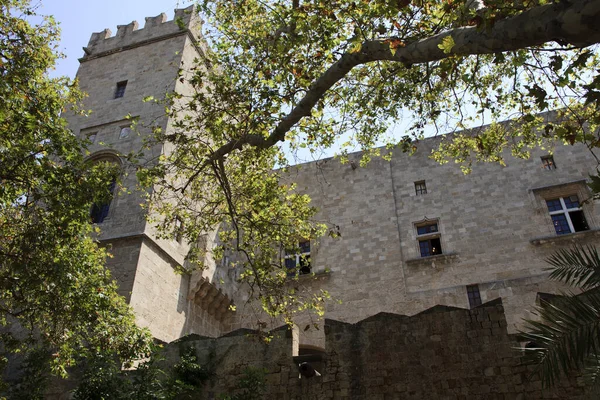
[438,35,455,54]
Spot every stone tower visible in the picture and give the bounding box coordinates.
[65,7,234,342]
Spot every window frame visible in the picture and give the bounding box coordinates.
[546,195,589,235]
[414,180,427,196]
[415,220,443,258]
[531,180,596,237]
[285,240,311,276]
[114,80,127,99]
[541,155,557,170]
[91,179,116,224]
[85,151,122,224]
[467,284,482,308]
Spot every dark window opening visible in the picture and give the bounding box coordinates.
[467,284,482,308]
[537,292,561,306]
[298,255,311,275]
[415,181,427,195]
[419,237,442,257]
[417,223,438,235]
[286,241,311,276]
[545,198,562,212]
[525,341,540,350]
[285,257,296,271]
[569,210,589,232]
[546,195,589,235]
[91,180,116,224]
[294,346,325,379]
[541,155,556,170]
[114,81,127,98]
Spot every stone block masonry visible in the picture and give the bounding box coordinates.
[63,5,237,343]
[66,4,600,359]
[162,299,589,399]
[252,132,600,347]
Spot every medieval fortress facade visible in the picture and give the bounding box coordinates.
[66,7,600,354]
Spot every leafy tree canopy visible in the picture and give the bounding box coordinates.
[143,0,600,323]
[0,0,151,388]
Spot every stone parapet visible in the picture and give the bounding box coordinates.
[160,299,590,399]
[82,6,203,59]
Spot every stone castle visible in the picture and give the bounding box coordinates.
[63,7,599,397]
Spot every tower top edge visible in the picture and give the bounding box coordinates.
[82,5,203,57]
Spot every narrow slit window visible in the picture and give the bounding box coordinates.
[114,80,127,98]
[467,285,482,308]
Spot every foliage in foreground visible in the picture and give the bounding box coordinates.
[72,346,265,400]
[143,1,600,323]
[0,0,151,391]
[220,367,267,400]
[522,245,600,387]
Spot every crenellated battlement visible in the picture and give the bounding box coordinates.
[81,6,203,59]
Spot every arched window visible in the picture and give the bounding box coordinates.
[86,151,121,224]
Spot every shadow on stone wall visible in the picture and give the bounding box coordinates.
[160,298,590,399]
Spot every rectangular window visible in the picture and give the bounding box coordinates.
[419,237,441,257]
[541,155,556,170]
[467,285,482,308]
[114,80,127,98]
[415,181,427,195]
[546,195,589,235]
[416,221,442,257]
[285,240,311,276]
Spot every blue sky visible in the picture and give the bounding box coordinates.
[41,0,193,78]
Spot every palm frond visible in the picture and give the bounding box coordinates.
[521,288,600,386]
[582,354,600,394]
[547,245,600,290]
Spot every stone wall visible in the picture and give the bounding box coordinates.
[65,4,600,349]
[164,299,589,399]
[228,134,600,345]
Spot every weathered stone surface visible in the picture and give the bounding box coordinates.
[63,7,235,342]
[66,4,600,360]
[161,301,589,399]
[243,131,600,347]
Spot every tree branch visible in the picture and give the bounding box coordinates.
[202,0,600,164]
